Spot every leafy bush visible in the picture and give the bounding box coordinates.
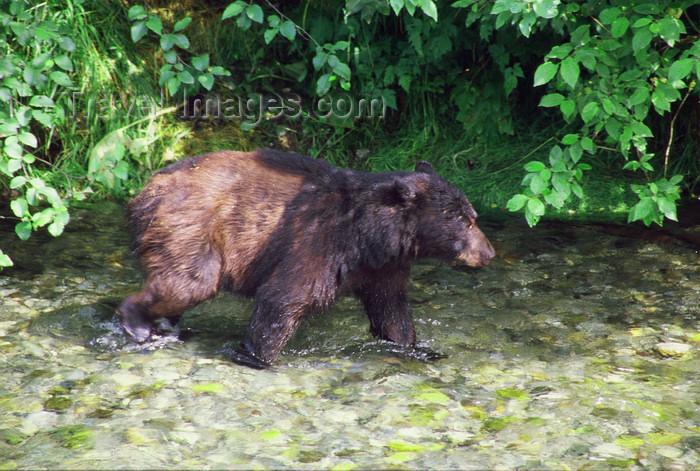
[219,0,698,227]
[0,0,82,266]
[494,0,698,226]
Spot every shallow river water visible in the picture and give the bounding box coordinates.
[0,203,699,470]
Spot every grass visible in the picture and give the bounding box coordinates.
[25,0,685,227]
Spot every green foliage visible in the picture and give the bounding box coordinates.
[128,5,230,97]
[2,0,698,267]
[0,0,83,267]
[0,0,188,268]
[219,0,697,227]
[499,0,698,226]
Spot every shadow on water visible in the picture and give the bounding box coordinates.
[1,201,700,469]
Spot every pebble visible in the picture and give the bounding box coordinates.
[655,342,692,357]
[19,411,58,435]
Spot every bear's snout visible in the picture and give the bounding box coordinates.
[456,225,495,267]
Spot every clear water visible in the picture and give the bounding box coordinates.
[1,203,698,469]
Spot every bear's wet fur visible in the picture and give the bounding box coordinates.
[118,149,495,368]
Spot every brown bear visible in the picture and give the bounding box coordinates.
[117,149,494,368]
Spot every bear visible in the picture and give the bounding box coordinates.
[117,149,495,368]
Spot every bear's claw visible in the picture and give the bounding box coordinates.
[223,344,271,370]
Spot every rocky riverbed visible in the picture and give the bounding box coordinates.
[1,203,698,469]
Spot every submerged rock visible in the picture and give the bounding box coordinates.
[655,342,692,357]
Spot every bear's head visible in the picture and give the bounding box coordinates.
[395,161,495,267]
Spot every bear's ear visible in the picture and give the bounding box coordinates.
[392,177,418,203]
[415,161,436,174]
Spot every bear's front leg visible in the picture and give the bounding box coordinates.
[354,265,416,346]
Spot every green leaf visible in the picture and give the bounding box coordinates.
[560,99,575,119]
[421,0,438,22]
[59,37,76,52]
[632,28,652,53]
[279,20,296,41]
[163,50,177,64]
[222,1,247,20]
[49,71,73,88]
[10,176,26,189]
[331,61,351,81]
[264,28,278,44]
[236,12,252,29]
[560,57,579,89]
[628,197,654,224]
[398,74,411,93]
[173,34,190,49]
[525,198,545,226]
[29,95,54,108]
[128,5,147,21]
[668,58,694,83]
[15,221,32,240]
[581,102,599,123]
[549,144,564,162]
[599,7,621,24]
[146,15,162,35]
[191,54,209,72]
[657,196,677,221]
[11,198,28,218]
[524,161,546,172]
[651,88,670,114]
[48,208,69,237]
[198,73,214,90]
[658,16,681,46]
[580,137,595,153]
[174,17,192,32]
[5,142,23,160]
[160,34,175,51]
[628,87,649,106]
[18,131,37,147]
[533,0,558,19]
[167,77,180,95]
[32,110,53,127]
[33,207,55,228]
[630,120,652,137]
[131,20,148,42]
[540,93,564,107]
[390,0,403,16]
[611,16,629,38]
[210,66,230,76]
[547,44,573,60]
[561,134,578,145]
[569,143,583,163]
[177,70,194,84]
[54,55,73,72]
[530,174,549,194]
[23,67,44,87]
[316,73,332,96]
[246,4,264,23]
[507,194,528,211]
[0,250,12,268]
[267,14,280,28]
[40,187,63,208]
[313,51,328,70]
[534,61,558,87]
